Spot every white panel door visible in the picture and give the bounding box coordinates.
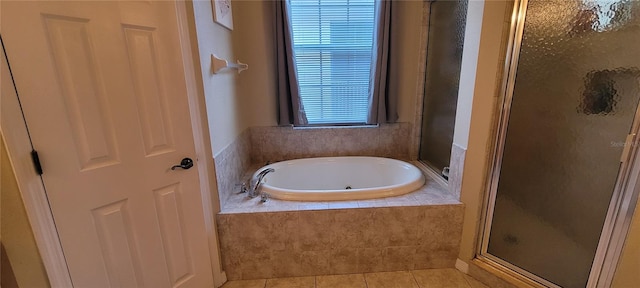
[1,1,215,287]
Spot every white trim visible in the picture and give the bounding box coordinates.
[1,44,74,287]
[455,258,470,274]
[175,1,227,287]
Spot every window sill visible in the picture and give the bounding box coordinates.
[292,124,379,130]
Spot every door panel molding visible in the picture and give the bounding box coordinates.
[153,183,195,286]
[43,14,121,171]
[123,25,177,157]
[91,200,144,287]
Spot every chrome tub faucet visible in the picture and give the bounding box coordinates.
[249,168,275,199]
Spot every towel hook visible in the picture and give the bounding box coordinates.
[211,54,248,74]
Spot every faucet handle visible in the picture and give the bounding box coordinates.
[235,182,248,194]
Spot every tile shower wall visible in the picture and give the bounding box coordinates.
[448,144,466,200]
[217,204,464,280]
[250,123,411,164]
[214,129,252,208]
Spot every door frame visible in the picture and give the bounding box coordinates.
[0,1,226,287]
[476,0,640,287]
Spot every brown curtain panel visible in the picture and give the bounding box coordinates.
[367,0,396,124]
[275,0,308,126]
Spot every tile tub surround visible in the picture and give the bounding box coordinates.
[214,129,252,208]
[249,123,411,164]
[221,173,459,213]
[214,124,412,208]
[217,202,464,280]
[220,161,458,213]
[448,144,466,200]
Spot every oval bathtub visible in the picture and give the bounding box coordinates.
[252,156,425,201]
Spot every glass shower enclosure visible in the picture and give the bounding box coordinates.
[418,0,468,177]
[482,0,640,287]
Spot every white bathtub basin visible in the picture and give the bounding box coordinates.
[252,156,425,201]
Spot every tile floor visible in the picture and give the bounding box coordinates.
[220,269,489,288]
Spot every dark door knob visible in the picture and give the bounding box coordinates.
[171,158,194,170]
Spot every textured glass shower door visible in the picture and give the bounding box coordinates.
[418,0,468,174]
[484,0,640,287]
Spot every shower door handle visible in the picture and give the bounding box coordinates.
[171,158,194,170]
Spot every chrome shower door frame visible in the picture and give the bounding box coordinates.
[477,0,640,287]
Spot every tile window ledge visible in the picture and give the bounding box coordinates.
[291,124,379,130]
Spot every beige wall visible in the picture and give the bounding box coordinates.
[457,0,512,262]
[1,135,50,288]
[231,0,424,128]
[389,0,424,123]
[191,0,246,155]
[232,0,278,127]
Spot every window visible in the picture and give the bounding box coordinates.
[288,0,376,125]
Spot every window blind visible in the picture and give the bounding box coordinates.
[288,0,376,125]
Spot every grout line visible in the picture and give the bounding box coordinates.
[410,270,422,288]
[362,273,369,288]
[452,268,474,288]
[462,278,472,287]
[363,273,369,288]
[460,274,475,288]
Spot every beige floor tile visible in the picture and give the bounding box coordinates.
[412,269,470,288]
[316,274,366,288]
[463,274,490,288]
[265,276,315,288]
[221,279,267,288]
[365,271,419,288]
